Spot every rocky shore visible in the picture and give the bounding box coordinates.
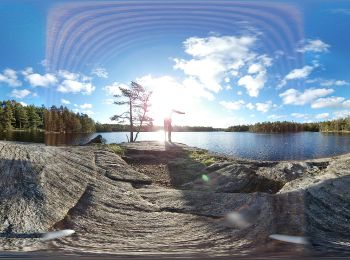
[0,140,349,257]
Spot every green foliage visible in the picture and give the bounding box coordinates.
[227,118,350,133]
[0,100,96,133]
[203,157,217,166]
[0,101,16,131]
[107,144,126,156]
[44,105,95,133]
[188,150,218,166]
[319,117,350,132]
[226,125,250,132]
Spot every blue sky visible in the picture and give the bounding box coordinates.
[0,0,350,127]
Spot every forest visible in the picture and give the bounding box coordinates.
[0,100,95,133]
[227,117,350,133]
[2,100,350,134]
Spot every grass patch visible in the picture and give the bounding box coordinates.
[107,144,126,156]
[203,157,217,166]
[188,150,219,166]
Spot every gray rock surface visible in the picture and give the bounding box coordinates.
[0,141,349,256]
[183,164,283,193]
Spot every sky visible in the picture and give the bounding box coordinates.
[0,0,350,128]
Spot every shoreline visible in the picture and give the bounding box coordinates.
[0,139,349,162]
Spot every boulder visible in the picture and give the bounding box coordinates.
[84,135,105,145]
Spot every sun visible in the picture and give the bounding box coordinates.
[149,85,190,126]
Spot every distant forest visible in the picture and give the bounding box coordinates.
[0,100,95,133]
[227,117,350,133]
[1,100,350,134]
[95,123,221,132]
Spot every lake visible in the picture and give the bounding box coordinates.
[1,131,350,161]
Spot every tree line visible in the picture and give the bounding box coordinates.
[95,123,221,132]
[0,100,95,133]
[45,106,95,133]
[227,117,350,133]
[0,100,44,131]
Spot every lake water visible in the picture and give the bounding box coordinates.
[1,131,350,161]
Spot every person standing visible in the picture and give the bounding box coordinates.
[164,109,185,142]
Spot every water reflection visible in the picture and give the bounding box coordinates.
[1,131,350,161]
[0,131,44,143]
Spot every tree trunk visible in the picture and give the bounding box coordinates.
[129,99,134,142]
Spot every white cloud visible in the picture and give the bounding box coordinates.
[278,65,314,87]
[238,71,266,97]
[19,101,27,106]
[103,82,127,96]
[40,59,49,68]
[237,91,243,95]
[311,96,350,109]
[173,35,272,97]
[83,110,94,116]
[248,63,263,74]
[80,103,92,109]
[255,100,273,113]
[55,70,95,95]
[58,70,80,80]
[0,68,22,87]
[174,56,227,93]
[57,79,95,95]
[315,113,329,119]
[320,79,349,87]
[182,35,255,58]
[238,55,272,97]
[61,98,71,105]
[274,50,284,58]
[291,113,309,119]
[306,78,349,87]
[267,114,286,120]
[297,39,330,53]
[91,67,108,78]
[285,66,314,80]
[24,71,57,87]
[246,102,255,110]
[10,89,31,99]
[333,110,350,119]
[220,100,245,110]
[279,88,334,105]
[73,108,94,116]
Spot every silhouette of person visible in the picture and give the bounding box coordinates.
[164,109,185,142]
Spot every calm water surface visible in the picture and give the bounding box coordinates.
[1,131,350,161]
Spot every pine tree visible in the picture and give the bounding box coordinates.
[111,81,153,142]
[27,105,41,130]
[15,105,29,129]
[1,101,16,131]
